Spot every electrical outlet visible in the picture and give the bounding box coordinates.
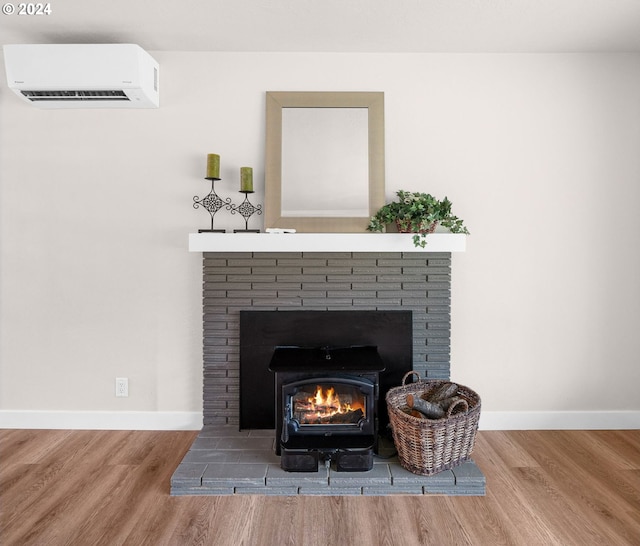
[115,377,129,397]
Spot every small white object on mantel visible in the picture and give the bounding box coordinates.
[265,228,297,234]
[188,232,466,253]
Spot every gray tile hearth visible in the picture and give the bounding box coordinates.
[171,426,485,496]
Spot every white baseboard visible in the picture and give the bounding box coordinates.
[1,410,638,431]
[479,411,640,430]
[0,410,203,430]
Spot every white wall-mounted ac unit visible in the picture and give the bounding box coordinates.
[3,44,159,108]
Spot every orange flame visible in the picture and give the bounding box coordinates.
[293,386,365,423]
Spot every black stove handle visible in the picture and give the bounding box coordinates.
[281,404,290,444]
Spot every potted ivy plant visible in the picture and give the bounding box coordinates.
[367,190,469,247]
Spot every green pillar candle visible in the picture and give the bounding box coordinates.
[206,154,220,179]
[240,167,253,192]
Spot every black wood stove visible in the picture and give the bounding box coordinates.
[239,310,413,472]
[269,345,385,472]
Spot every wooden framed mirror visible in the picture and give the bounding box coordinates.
[264,91,385,232]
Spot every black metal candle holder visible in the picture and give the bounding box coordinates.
[193,177,233,233]
[231,191,263,233]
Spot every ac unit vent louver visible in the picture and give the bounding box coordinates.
[21,90,130,101]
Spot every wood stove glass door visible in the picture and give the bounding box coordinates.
[290,382,367,427]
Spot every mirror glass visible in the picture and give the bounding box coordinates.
[265,92,385,232]
[281,107,369,217]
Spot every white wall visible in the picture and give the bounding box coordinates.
[1,52,639,428]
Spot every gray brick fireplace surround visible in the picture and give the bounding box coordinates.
[203,251,453,425]
[171,247,485,496]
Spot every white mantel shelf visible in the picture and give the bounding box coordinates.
[188,233,466,253]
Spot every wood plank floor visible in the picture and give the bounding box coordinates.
[1,429,639,545]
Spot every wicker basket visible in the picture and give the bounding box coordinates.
[386,372,481,476]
